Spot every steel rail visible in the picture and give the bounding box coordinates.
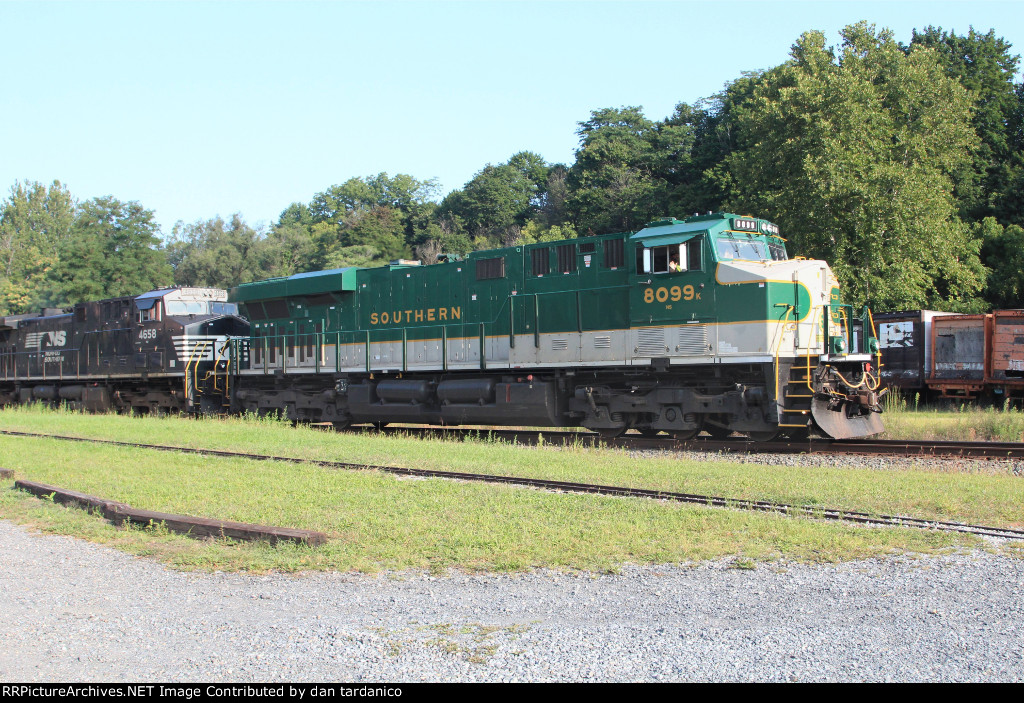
[3,429,1023,542]
[361,426,1024,459]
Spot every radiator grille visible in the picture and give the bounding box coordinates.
[636,328,666,356]
[551,338,569,351]
[594,335,612,349]
[677,325,708,354]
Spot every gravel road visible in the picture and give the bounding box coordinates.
[1,520,1022,682]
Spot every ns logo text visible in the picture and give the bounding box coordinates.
[23,331,67,349]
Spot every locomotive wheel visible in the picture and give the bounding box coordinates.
[703,425,733,440]
[595,426,628,439]
[636,428,662,437]
[747,430,782,442]
[332,419,352,431]
[671,428,701,441]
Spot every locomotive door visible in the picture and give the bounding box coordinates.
[465,255,511,369]
[578,241,628,364]
[630,234,717,360]
[463,282,484,370]
[313,320,324,369]
[297,321,316,366]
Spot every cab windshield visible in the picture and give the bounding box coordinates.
[715,235,787,262]
[165,301,239,316]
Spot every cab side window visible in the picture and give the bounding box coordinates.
[636,238,703,274]
[137,303,161,323]
[685,238,702,271]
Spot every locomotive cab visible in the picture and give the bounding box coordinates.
[135,288,250,413]
[629,214,883,439]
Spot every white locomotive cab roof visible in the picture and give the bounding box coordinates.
[135,287,229,303]
[714,257,828,285]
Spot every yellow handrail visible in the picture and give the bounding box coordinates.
[772,303,795,404]
[184,340,211,405]
[222,339,232,401]
[801,304,822,394]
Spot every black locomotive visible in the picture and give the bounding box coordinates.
[0,287,248,414]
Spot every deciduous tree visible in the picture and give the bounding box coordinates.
[440,152,552,246]
[717,23,985,311]
[54,196,171,304]
[567,107,671,234]
[0,180,75,314]
[909,27,1022,223]
[166,215,277,288]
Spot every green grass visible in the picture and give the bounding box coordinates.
[0,404,1020,573]
[881,392,1024,442]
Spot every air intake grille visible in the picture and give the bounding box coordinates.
[603,238,625,268]
[556,244,576,273]
[475,257,505,280]
[636,328,666,356]
[677,325,708,354]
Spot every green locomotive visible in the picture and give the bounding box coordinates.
[227,212,883,439]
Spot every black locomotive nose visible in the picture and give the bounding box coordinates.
[184,314,249,338]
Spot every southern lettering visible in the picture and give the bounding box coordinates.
[369,307,462,326]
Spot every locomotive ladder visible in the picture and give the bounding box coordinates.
[184,339,237,411]
[773,303,817,430]
[198,338,234,408]
[776,304,884,429]
[183,340,211,411]
[779,357,817,429]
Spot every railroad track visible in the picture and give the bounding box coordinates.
[3,429,1023,542]
[365,425,1024,460]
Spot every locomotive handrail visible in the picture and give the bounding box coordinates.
[772,303,796,404]
[221,338,232,402]
[184,339,211,408]
[866,307,882,366]
[223,339,234,399]
[235,286,603,378]
[816,303,883,392]
[837,305,850,347]
[804,305,817,394]
[210,338,231,393]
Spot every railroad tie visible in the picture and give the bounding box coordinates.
[13,479,327,546]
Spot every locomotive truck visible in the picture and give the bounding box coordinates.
[226,212,884,439]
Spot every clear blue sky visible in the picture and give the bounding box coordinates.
[2,1,1022,235]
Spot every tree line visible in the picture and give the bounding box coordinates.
[2,23,1022,317]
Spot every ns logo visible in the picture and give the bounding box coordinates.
[24,331,67,349]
